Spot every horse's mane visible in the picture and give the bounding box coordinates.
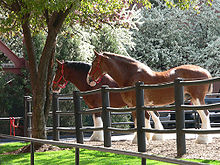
[64,61,91,72]
[102,52,154,75]
[102,52,138,63]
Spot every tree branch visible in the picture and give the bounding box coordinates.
[44,9,49,25]
[22,15,38,89]
[44,45,55,121]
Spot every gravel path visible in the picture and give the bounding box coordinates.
[80,136,220,160]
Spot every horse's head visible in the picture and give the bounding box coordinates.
[52,59,68,93]
[87,50,107,87]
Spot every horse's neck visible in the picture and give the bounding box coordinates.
[104,55,161,86]
[64,68,91,91]
[104,58,139,87]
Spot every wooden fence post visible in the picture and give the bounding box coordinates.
[73,91,83,165]
[174,78,186,157]
[102,85,111,147]
[31,141,34,165]
[135,81,146,152]
[28,96,32,138]
[24,96,29,137]
[73,91,84,144]
[52,93,60,141]
[135,81,146,165]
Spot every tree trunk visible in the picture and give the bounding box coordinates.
[32,31,57,139]
[22,6,73,139]
[44,46,56,122]
[22,17,58,139]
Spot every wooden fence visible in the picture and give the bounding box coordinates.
[8,77,220,164]
[70,78,220,158]
[24,94,200,141]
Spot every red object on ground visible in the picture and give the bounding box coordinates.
[9,117,19,136]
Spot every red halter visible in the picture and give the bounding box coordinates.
[89,55,105,84]
[53,62,68,88]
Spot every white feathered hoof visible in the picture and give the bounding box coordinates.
[132,137,137,144]
[132,133,138,144]
[152,134,165,141]
[132,133,150,144]
[89,131,104,141]
[196,134,212,144]
[146,132,153,141]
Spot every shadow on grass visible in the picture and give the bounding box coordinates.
[0,142,29,154]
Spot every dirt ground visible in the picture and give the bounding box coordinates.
[81,137,220,160]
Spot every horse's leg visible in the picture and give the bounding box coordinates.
[191,98,212,144]
[131,112,138,144]
[149,111,165,140]
[145,111,153,141]
[89,113,104,141]
[131,111,152,144]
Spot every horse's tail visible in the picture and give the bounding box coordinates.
[208,83,213,94]
[207,70,213,94]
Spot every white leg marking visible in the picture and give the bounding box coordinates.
[89,114,104,141]
[145,116,153,141]
[194,99,212,144]
[132,117,152,144]
[132,118,138,144]
[150,111,165,141]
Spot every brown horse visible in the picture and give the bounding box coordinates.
[52,59,128,141]
[87,51,213,144]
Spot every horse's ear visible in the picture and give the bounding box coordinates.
[56,59,62,65]
[94,50,100,57]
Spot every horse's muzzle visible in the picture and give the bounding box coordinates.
[87,76,96,87]
[51,84,61,94]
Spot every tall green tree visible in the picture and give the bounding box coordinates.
[0,0,133,139]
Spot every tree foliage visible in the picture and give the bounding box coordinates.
[129,0,220,76]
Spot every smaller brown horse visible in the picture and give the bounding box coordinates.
[87,51,213,144]
[52,60,128,141]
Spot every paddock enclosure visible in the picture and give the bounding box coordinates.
[23,81,220,140]
[1,78,220,164]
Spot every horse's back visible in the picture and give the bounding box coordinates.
[171,65,212,80]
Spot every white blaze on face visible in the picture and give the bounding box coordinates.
[87,68,97,87]
[53,89,61,94]
[89,81,96,87]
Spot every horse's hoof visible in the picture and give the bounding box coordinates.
[152,134,165,141]
[196,135,212,144]
[89,136,104,141]
[132,133,137,144]
[89,132,104,141]
[131,137,149,144]
[146,133,153,141]
[132,138,137,144]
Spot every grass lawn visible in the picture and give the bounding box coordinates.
[0,142,220,165]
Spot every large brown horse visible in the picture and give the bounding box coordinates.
[52,60,128,141]
[87,51,213,144]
